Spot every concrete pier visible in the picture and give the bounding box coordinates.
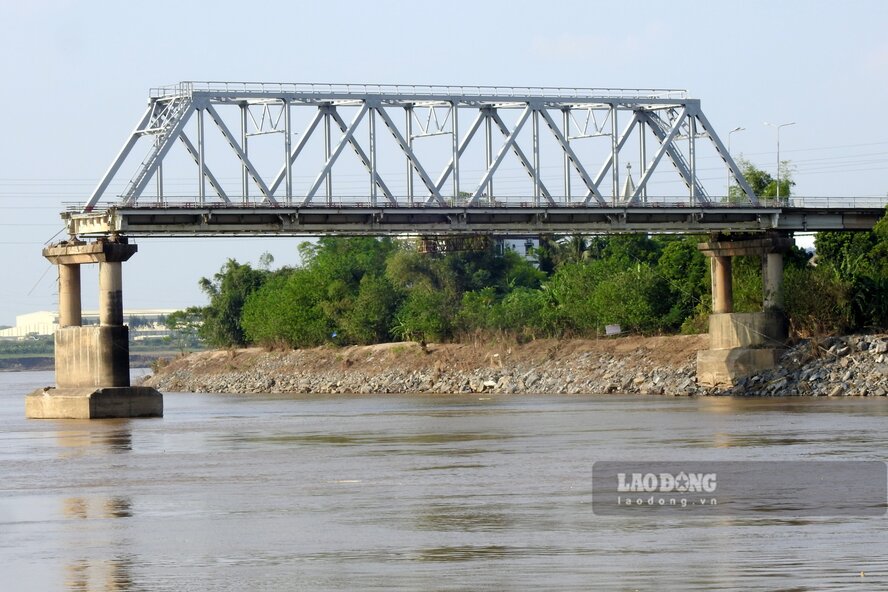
[763,252,785,310]
[711,256,733,314]
[99,261,125,326]
[26,238,163,419]
[696,233,794,388]
[58,263,82,327]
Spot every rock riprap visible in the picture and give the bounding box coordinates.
[142,334,888,397]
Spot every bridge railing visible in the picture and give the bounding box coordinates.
[782,197,888,209]
[149,81,689,101]
[64,196,888,212]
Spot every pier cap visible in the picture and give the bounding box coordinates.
[43,237,137,265]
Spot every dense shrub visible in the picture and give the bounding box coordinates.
[192,205,888,349]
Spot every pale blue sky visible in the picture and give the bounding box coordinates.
[1,0,887,324]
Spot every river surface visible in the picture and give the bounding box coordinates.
[1,370,887,591]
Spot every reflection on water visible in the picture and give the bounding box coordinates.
[227,431,512,446]
[416,503,515,532]
[63,493,136,590]
[66,555,138,592]
[53,418,140,591]
[64,496,132,520]
[55,421,133,457]
[415,544,511,562]
[1,371,888,591]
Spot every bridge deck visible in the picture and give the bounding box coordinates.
[64,201,886,237]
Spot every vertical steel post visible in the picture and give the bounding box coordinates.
[639,118,647,204]
[369,106,377,207]
[324,109,333,205]
[284,100,292,205]
[156,161,164,206]
[154,126,164,205]
[484,109,494,205]
[532,108,541,205]
[689,115,697,204]
[240,103,249,204]
[406,105,414,206]
[451,102,459,203]
[611,105,619,204]
[197,107,206,205]
[562,107,571,204]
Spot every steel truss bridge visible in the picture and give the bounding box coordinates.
[65,81,887,237]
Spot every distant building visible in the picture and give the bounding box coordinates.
[496,236,539,265]
[0,311,57,339]
[0,309,180,340]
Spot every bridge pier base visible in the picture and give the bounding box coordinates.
[696,233,794,388]
[26,238,163,419]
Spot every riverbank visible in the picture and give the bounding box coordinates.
[142,333,888,397]
[0,356,54,372]
[0,352,183,373]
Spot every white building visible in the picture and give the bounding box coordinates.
[0,311,57,338]
[0,309,180,340]
[496,236,539,264]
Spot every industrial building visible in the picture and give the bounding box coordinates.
[0,309,178,340]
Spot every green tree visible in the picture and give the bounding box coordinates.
[729,159,794,201]
[656,236,709,326]
[814,231,878,278]
[600,234,662,269]
[164,307,204,352]
[497,287,551,340]
[544,259,614,333]
[814,207,888,329]
[392,287,453,342]
[783,265,854,336]
[588,266,674,334]
[341,274,402,344]
[730,256,764,313]
[258,251,275,270]
[197,259,268,347]
[456,287,499,334]
[241,269,331,347]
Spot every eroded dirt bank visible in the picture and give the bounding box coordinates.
[142,333,888,397]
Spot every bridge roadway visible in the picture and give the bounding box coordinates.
[64,198,887,237]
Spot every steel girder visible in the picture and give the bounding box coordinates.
[82,82,758,213]
[62,203,888,238]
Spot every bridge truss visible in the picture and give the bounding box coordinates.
[84,81,757,212]
[65,82,886,238]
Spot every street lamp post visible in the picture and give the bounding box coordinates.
[764,121,796,199]
[726,126,745,198]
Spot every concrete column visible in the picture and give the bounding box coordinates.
[58,263,82,327]
[709,258,718,309]
[712,256,733,314]
[763,252,784,310]
[98,261,124,326]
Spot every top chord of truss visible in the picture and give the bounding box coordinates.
[149,81,689,104]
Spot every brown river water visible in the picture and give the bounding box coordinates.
[1,370,887,591]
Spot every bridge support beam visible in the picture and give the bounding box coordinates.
[25,238,163,419]
[696,233,794,388]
